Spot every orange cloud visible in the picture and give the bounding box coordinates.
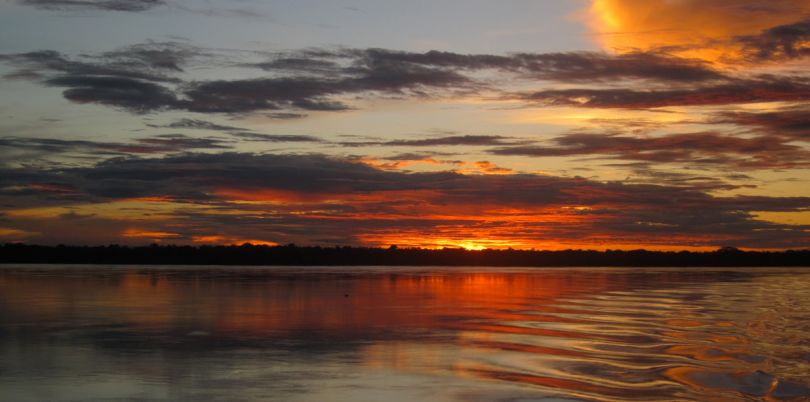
[589,0,810,62]
[0,227,38,241]
[29,183,79,194]
[216,187,448,208]
[453,161,514,176]
[360,157,442,170]
[122,229,180,240]
[215,188,335,203]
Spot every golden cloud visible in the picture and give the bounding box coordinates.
[589,0,810,62]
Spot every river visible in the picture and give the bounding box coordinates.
[1,265,809,401]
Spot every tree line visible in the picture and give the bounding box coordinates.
[1,243,808,266]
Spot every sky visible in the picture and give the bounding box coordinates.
[1,0,809,250]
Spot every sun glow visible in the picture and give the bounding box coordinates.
[192,235,280,246]
[433,239,503,251]
[588,0,809,62]
[357,232,564,251]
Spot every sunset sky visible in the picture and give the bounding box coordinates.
[1,0,809,250]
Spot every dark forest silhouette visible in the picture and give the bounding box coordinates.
[1,243,808,266]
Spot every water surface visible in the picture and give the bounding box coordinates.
[1,265,809,401]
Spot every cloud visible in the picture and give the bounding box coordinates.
[1,152,808,248]
[94,41,203,72]
[150,118,246,131]
[256,48,726,83]
[464,160,514,175]
[132,134,232,152]
[185,49,719,114]
[514,77,810,109]
[735,19,810,61]
[74,153,442,197]
[490,131,810,169]
[716,106,810,140]
[44,75,179,113]
[616,168,756,192]
[145,119,322,142]
[228,132,322,143]
[266,112,308,120]
[178,77,355,113]
[359,153,463,171]
[341,135,521,147]
[20,0,164,12]
[513,52,725,82]
[1,38,806,118]
[387,135,520,147]
[248,57,344,74]
[172,4,267,20]
[1,43,739,116]
[0,42,211,114]
[0,135,233,167]
[176,58,477,113]
[0,42,209,113]
[0,48,184,83]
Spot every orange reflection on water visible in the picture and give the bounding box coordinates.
[2,267,809,400]
[0,268,616,336]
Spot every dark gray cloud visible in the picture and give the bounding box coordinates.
[0,42,803,116]
[0,134,232,166]
[76,153,442,196]
[172,4,267,19]
[0,44,733,116]
[514,77,810,109]
[150,118,246,131]
[0,152,794,205]
[133,134,232,151]
[1,152,808,248]
[0,43,203,111]
[491,131,810,169]
[94,41,202,72]
[385,135,523,147]
[615,166,758,192]
[178,77,354,113]
[716,106,810,140]
[340,135,521,147]
[255,48,726,83]
[44,75,179,113]
[0,48,183,83]
[228,132,322,143]
[171,63,472,113]
[513,52,724,82]
[383,152,456,161]
[266,112,308,120]
[735,19,810,61]
[20,0,164,12]
[146,119,322,142]
[249,57,343,75]
[0,43,206,117]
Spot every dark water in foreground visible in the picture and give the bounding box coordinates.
[1,266,809,401]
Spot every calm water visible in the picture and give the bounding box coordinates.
[1,265,810,401]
